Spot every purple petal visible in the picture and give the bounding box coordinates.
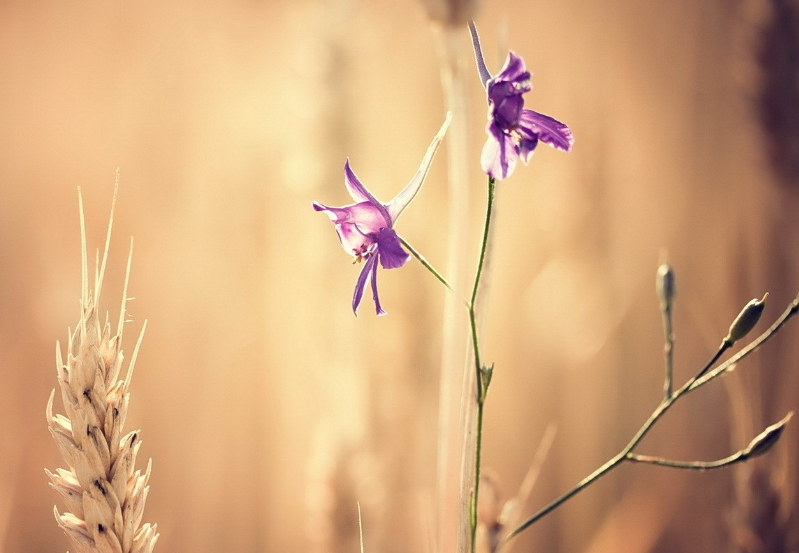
[313,201,385,254]
[480,126,518,180]
[512,124,540,163]
[386,113,451,223]
[489,86,525,129]
[468,21,492,87]
[344,160,392,226]
[352,254,378,315]
[515,133,540,164]
[520,109,574,152]
[370,256,386,316]
[376,228,410,269]
[312,201,385,231]
[492,51,531,90]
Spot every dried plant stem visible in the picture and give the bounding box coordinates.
[433,22,472,553]
[400,176,496,553]
[46,186,158,553]
[660,303,675,398]
[504,294,799,544]
[627,452,745,470]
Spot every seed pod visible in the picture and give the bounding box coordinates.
[743,412,793,459]
[656,263,676,311]
[726,294,768,344]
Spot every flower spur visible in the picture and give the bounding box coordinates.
[313,113,451,315]
[468,21,574,180]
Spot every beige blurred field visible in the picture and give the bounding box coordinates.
[1,0,798,552]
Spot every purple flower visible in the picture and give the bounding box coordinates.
[313,114,451,316]
[469,21,574,180]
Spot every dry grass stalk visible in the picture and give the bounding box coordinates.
[45,186,158,553]
[419,0,482,26]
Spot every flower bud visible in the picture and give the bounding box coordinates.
[656,263,675,310]
[743,412,793,459]
[725,293,768,344]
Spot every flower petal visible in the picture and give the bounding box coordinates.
[386,112,451,223]
[344,160,392,226]
[481,126,518,180]
[493,51,530,87]
[514,125,540,163]
[313,201,385,254]
[370,256,386,316]
[376,228,410,269]
[520,109,574,152]
[489,86,525,129]
[468,21,492,87]
[352,254,378,315]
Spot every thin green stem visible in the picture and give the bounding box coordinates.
[469,177,496,553]
[470,178,496,309]
[399,236,454,293]
[471,401,485,546]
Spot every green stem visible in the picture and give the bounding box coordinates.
[399,235,454,293]
[469,177,496,553]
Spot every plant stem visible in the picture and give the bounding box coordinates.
[502,332,762,543]
[626,451,744,470]
[400,236,454,292]
[661,304,674,398]
[690,293,799,391]
[433,24,471,553]
[469,176,496,553]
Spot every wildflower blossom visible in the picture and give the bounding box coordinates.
[469,21,573,180]
[313,114,451,315]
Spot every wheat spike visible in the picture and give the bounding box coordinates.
[46,184,158,553]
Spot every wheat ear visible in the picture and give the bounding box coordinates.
[46,185,158,553]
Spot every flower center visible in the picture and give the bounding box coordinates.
[352,242,376,264]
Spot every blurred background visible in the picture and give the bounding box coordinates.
[1,0,798,552]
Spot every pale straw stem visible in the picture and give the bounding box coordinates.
[433,23,472,553]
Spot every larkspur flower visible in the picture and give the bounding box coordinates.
[313,113,451,316]
[468,21,574,180]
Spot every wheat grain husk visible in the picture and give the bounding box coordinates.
[46,186,158,553]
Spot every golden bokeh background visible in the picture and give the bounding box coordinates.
[1,0,798,552]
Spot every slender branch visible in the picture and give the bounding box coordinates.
[676,339,732,396]
[626,451,743,470]
[504,294,799,544]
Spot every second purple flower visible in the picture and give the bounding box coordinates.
[469,21,574,181]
